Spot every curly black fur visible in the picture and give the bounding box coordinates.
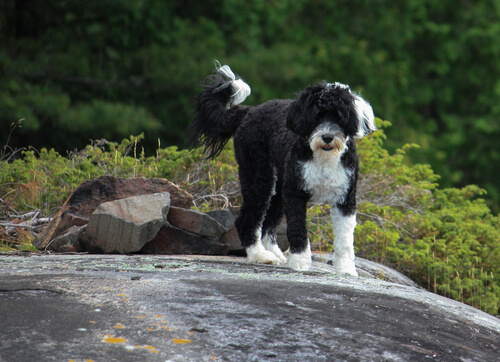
[189,72,250,158]
[190,65,375,271]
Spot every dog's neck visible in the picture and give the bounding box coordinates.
[299,150,352,205]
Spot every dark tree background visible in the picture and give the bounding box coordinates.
[1,0,499,210]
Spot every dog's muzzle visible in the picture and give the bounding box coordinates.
[320,134,335,151]
[309,127,346,157]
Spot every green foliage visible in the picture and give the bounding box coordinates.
[0,134,238,216]
[1,0,499,209]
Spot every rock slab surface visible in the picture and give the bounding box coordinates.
[81,193,171,253]
[0,254,498,362]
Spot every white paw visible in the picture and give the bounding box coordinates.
[333,254,358,276]
[262,234,287,263]
[267,243,287,264]
[246,243,283,265]
[272,245,288,264]
[289,248,312,271]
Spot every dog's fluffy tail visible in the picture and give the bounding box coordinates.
[189,61,251,158]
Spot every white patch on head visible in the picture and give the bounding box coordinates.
[300,148,353,205]
[216,62,251,108]
[331,207,358,276]
[352,94,375,139]
[333,82,350,90]
[289,241,312,271]
[325,81,376,139]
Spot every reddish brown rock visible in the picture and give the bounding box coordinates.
[46,225,86,252]
[34,176,193,250]
[206,207,243,252]
[141,223,230,255]
[167,207,225,238]
[219,226,242,252]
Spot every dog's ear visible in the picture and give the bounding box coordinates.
[352,94,376,139]
[286,86,320,136]
[286,99,309,136]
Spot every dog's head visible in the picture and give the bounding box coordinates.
[286,81,375,158]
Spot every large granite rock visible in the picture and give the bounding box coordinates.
[80,193,171,253]
[34,176,193,250]
[0,254,498,361]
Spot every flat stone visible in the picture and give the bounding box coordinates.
[167,207,226,238]
[35,176,193,250]
[141,223,230,255]
[80,193,170,253]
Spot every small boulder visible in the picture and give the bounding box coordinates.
[206,208,239,232]
[35,176,193,250]
[167,207,226,238]
[219,227,243,252]
[45,225,87,252]
[141,223,230,255]
[80,192,170,253]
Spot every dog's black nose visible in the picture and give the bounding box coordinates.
[322,135,334,144]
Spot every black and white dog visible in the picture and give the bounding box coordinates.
[190,63,376,275]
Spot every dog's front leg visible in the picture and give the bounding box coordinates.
[330,207,358,276]
[284,196,312,271]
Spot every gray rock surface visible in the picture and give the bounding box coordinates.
[313,253,420,288]
[0,254,498,362]
[206,207,239,232]
[81,193,171,253]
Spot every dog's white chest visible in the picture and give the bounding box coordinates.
[300,157,352,204]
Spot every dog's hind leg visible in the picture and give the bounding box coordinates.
[330,206,358,276]
[261,186,287,263]
[237,202,284,265]
[234,151,284,265]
